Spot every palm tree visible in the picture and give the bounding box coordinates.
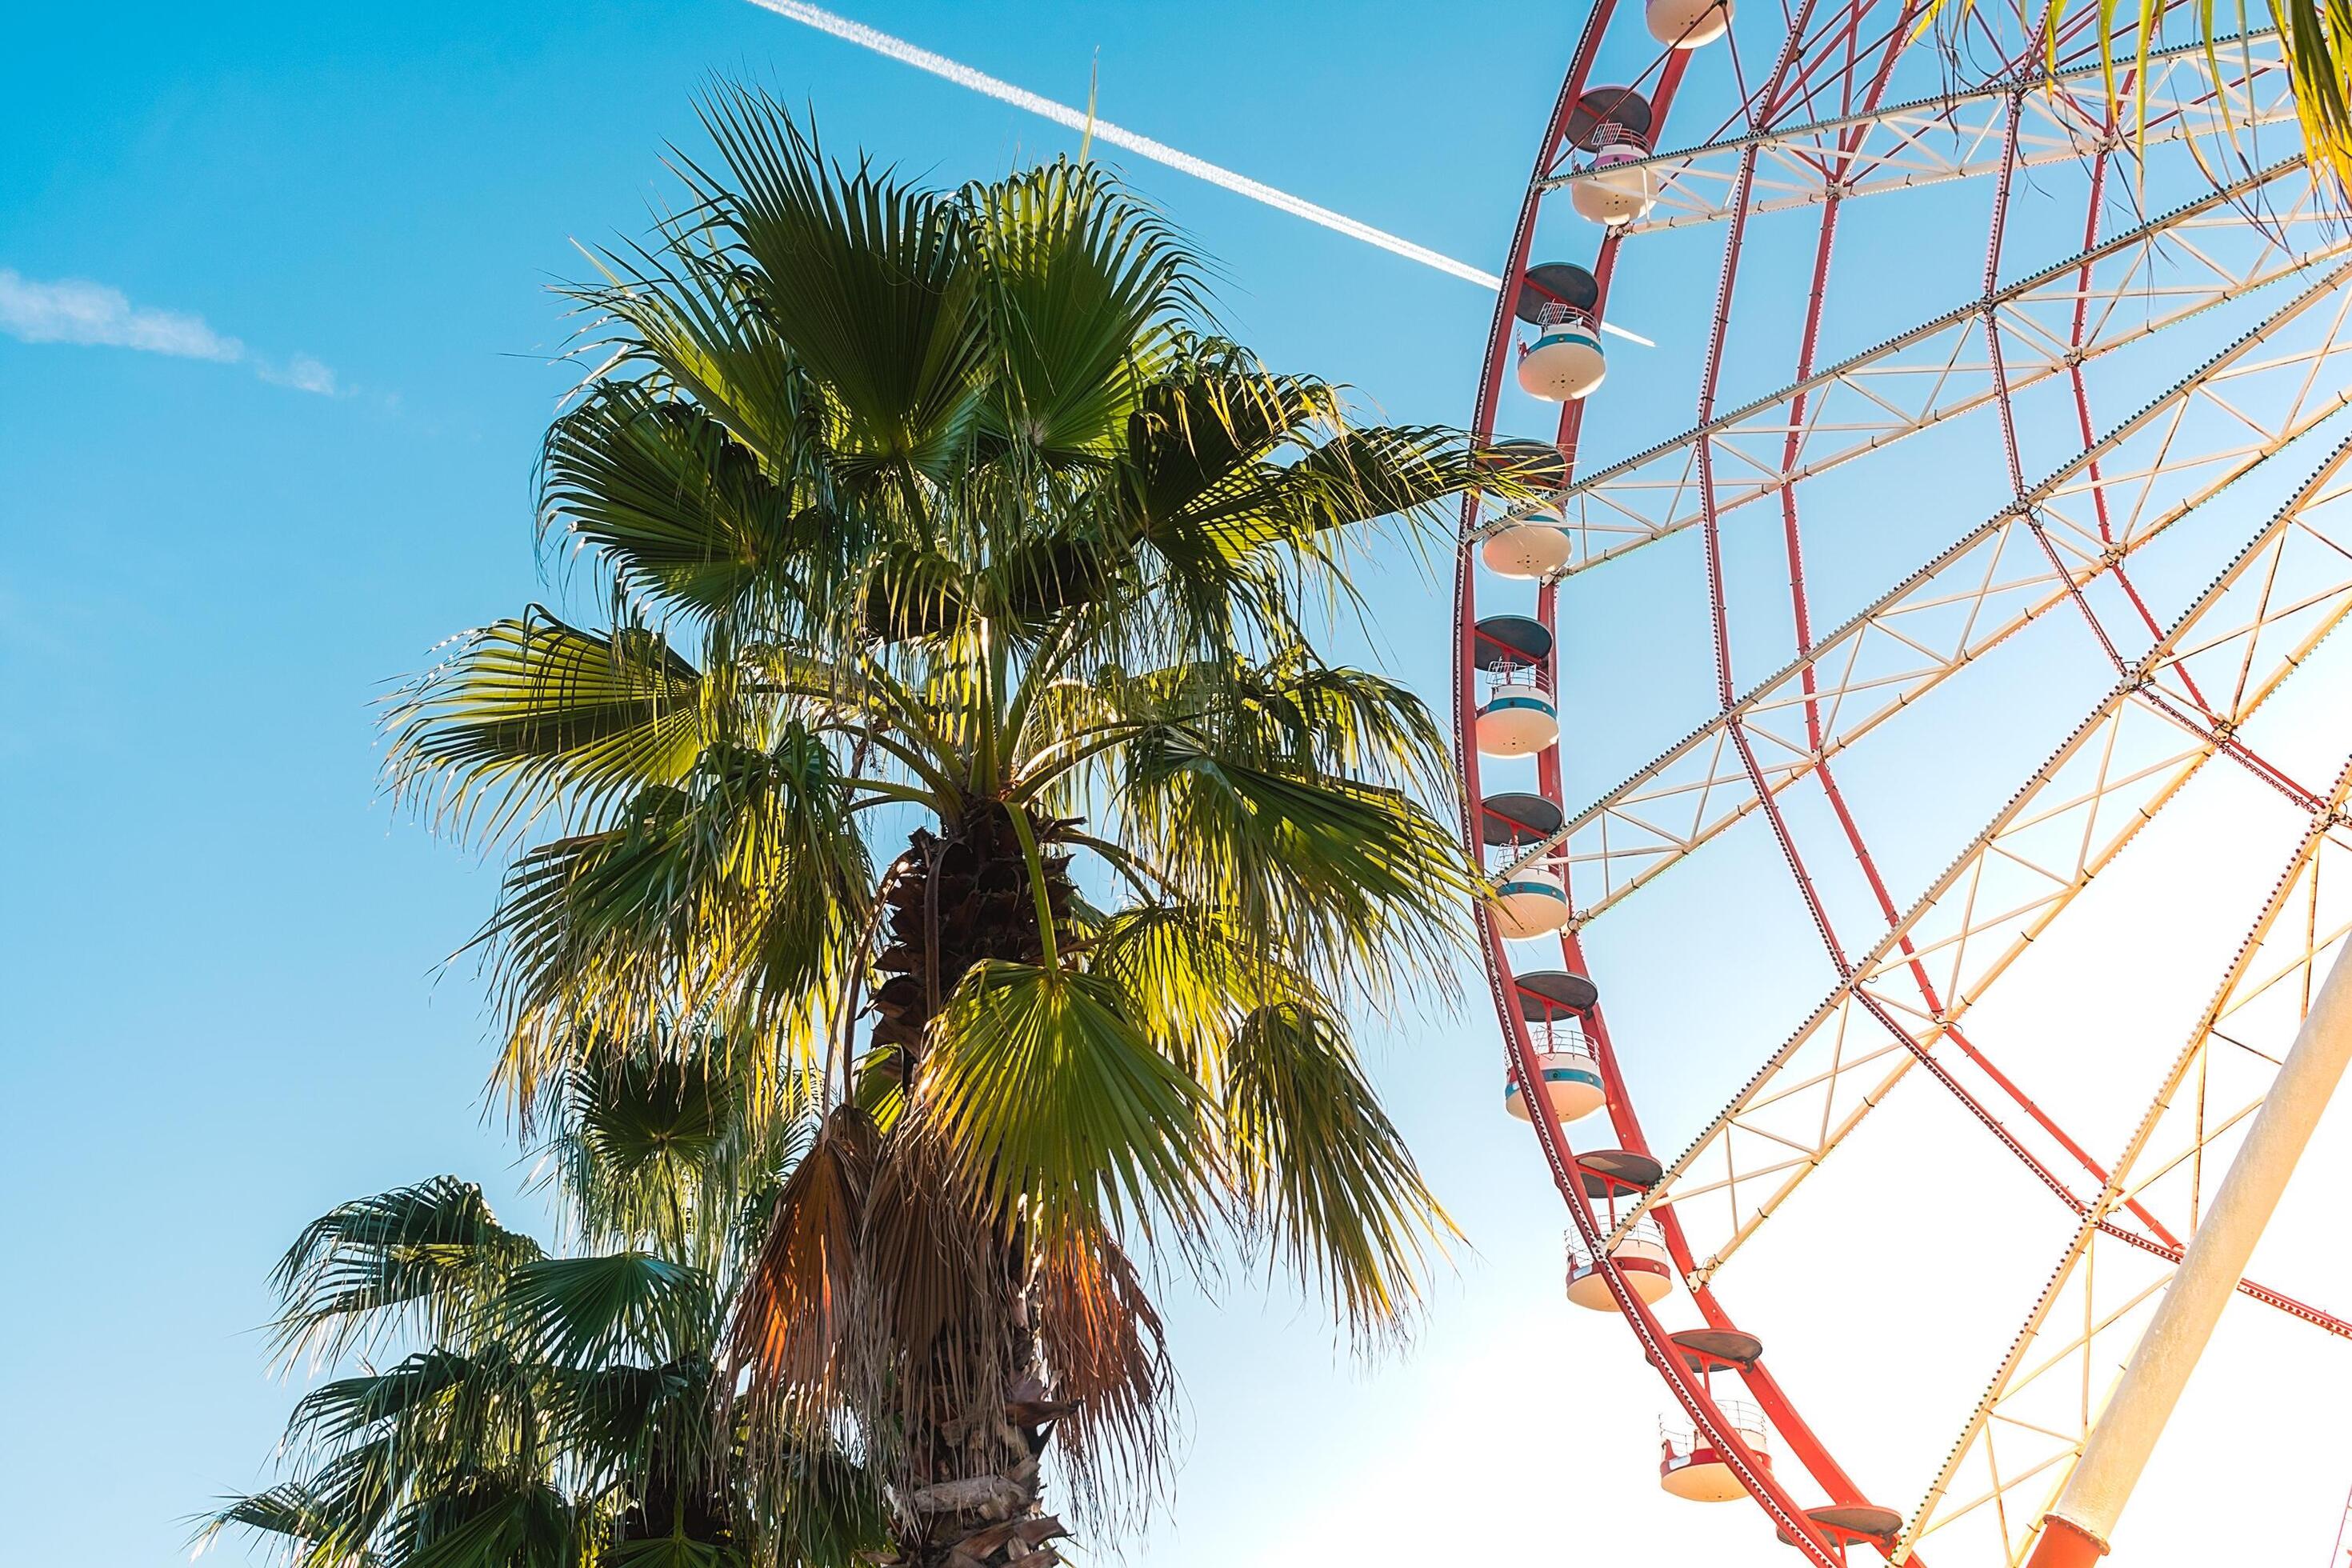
[384,92,1512,1567]
[204,1041,889,1568]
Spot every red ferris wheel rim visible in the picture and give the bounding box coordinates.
[1449,2,2352,1563]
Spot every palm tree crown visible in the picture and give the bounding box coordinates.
[363,91,1509,1566]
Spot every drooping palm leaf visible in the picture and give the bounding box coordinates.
[1029,1226,1172,1520]
[272,1180,543,1365]
[476,727,869,1099]
[1117,726,1472,1002]
[1222,1002,1458,1341]
[732,1105,874,1395]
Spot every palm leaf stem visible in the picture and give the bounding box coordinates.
[1002,802,1063,970]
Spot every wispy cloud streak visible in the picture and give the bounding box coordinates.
[741,0,1506,290]
[0,269,244,360]
[0,268,338,393]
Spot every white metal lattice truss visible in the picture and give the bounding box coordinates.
[1604,436,2352,1274]
[1539,31,2296,234]
[1498,261,2352,906]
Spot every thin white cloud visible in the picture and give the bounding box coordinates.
[258,352,338,396]
[0,267,339,394]
[0,269,243,361]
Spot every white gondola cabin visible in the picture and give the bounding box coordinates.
[1519,302,1606,402]
[1505,970,1607,1123]
[1480,791,1571,938]
[1658,1330,1771,1502]
[1513,262,1608,402]
[1473,615,1558,758]
[1480,503,1574,579]
[1564,1150,1675,1309]
[1565,90,1659,226]
[1646,0,1734,46]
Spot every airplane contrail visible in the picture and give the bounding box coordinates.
[740,0,1503,289]
[739,1,1658,347]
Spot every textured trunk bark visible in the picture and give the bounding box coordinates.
[891,1272,1070,1567]
[870,800,1078,1567]
[868,801,1076,1073]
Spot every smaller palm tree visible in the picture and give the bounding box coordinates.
[202,1040,883,1568]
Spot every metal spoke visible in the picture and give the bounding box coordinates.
[1488,158,2338,577]
[1602,436,2352,1261]
[1902,755,2352,1565]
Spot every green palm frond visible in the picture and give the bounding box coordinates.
[272,1180,543,1365]
[284,1351,491,1455]
[1117,726,1472,1001]
[383,1470,587,1568]
[388,611,712,840]
[538,1038,810,1264]
[602,1538,742,1568]
[540,385,846,626]
[2270,0,2352,189]
[562,238,818,483]
[477,726,870,1098]
[922,962,1214,1243]
[966,158,1197,465]
[568,1050,731,1180]
[544,1358,714,1486]
[502,1254,716,1369]
[1086,902,1304,1078]
[1222,1002,1458,1342]
[759,1442,890,1568]
[200,1483,382,1568]
[691,88,987,481]
[1119,351,1338,532]
[1182,422,1486,562]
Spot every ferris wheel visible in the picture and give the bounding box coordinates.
[1450,1,2352,1563]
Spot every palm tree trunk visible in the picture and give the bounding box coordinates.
[870,800,1078,1566]
[868,801,1074,1074]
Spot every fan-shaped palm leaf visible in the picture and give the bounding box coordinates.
[692,87,986,482]
[389,612,711,840]
[922,961,1214,1246]
[540,386,845,626]
[502,1254,716,1369]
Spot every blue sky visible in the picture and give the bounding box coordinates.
[12,4,2352,1566]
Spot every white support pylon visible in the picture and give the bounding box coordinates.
[2026,935,2352,1566]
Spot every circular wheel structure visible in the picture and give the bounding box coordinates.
[1451,1,2352,1563]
